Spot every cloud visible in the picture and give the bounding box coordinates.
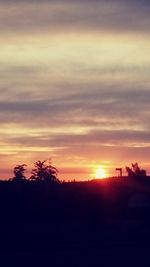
[0,0,150,179]
[0,0,149,34]
[0,84,150,130]
[0,85,150,148]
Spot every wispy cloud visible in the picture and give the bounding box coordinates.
[0,0,149,34]
[0,0,149,179]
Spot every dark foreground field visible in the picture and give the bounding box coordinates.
[0,177,150,266]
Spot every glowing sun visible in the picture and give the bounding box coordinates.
[95,166,107,179]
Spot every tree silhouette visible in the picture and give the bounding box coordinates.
[126,163,146,177]
[30,160,59,183]
[13,164,27,181]
[126,166,135,177]
[132,163,146,176]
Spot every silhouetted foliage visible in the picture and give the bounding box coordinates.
[12,164,27,181]
[30,160,60,183]
[126,163,146,177]
[126,166,135,177]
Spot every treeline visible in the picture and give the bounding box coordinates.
[10,161,147,183]
[10,159,60,184]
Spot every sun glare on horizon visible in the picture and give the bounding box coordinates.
[95,166,108,179]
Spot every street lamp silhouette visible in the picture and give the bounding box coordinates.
[116,168,122,177]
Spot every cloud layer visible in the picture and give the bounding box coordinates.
[0,0,150,179]
[0,0,150,34]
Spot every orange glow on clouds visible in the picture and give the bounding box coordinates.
[0,1,149,180]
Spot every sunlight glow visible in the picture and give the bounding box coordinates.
[95,166,108,179]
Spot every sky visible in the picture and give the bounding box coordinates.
[0,0,150,180]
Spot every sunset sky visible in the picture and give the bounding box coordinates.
[0,0,150,180]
